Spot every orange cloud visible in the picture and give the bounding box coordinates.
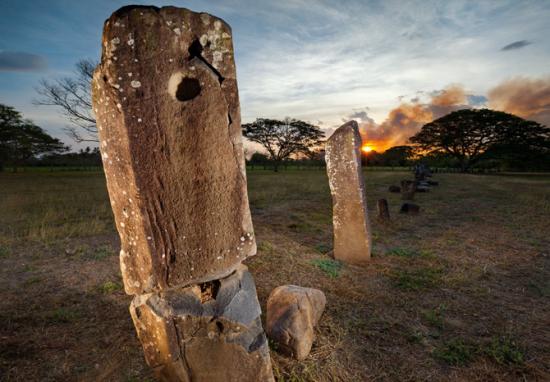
[488,76,550,127]
[358,85,469,151]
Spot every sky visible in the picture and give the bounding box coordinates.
[1,0,550,151]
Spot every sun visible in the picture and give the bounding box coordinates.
[361,144,374,153]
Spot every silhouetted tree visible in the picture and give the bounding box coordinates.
[35,59,98,143]
[242,118,325,171]
[381,145,414,166]
[410,109,550,171]
[0,104,68,171]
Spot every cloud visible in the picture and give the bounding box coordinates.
[500,40,532,51]
[356,85,472,150]
[488,76,550,127]
[0,51,47,72]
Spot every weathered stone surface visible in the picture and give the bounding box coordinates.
[388,185,401,193]
[130,265,274,381]
[401,180,416,200]
[377,198,390,221]
[91,6,255,294]
[325,121,372,264]
[400,203,420,214]
[266,285,326,360]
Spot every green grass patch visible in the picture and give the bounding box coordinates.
[99,280,122,294]
[0,245,10,258]
[484,336,524,365]
[421,304,446,330]
[314,243,331,254]
[311,258,343,278]
[46,307,81,323]
[89,245,115,260]
[527,280,550,297]
[386,247,435,258]
[433,338,477,366]
[391,268,443,290]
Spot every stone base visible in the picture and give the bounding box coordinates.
[130,265,274,382]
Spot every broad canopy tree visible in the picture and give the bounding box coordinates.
[0,104,68,171]
[410,109,550,171]
[242,118,325,171]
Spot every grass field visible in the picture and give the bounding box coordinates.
[1,170,549,381]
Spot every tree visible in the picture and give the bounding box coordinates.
[410,109,550,171]
[0,104,68,171]
[35,59,98,143]
[380,145,414,167]
[242,118,325,171]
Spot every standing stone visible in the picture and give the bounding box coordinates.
[266,285,326,360]
[325,121,372,264]
[401,180,416,200]
[377,198,390,221]
[92,5,254,295]
[92,6,273,381]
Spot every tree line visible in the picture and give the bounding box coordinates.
[2,59,549,172]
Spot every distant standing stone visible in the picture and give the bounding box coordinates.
[266,285,326,360]
[400,203,420,214]
[388,185,401,193]
[377,198,390,221]
[401,180,416,200]
[325,121,372,264]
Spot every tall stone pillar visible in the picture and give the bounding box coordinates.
[91,6,273,381]
[325,121,372,264]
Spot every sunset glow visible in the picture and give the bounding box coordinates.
[361,144,374,153]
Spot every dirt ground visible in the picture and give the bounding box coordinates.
[0,170,549,381]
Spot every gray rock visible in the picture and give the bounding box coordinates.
[388,185,401,193]
[400,203,420,214]
[325,121,372,264]
[130,265,274,381]
[266,285,326,360]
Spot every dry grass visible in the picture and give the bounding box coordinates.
[0,170,549,381]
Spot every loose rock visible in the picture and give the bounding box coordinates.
[266,285,326,360]
[388,185,401,193]
[400,203,420,214]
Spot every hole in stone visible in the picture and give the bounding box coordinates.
[188,39,203,59]
[103,75,108,83]
[175,77,201,101]
[199,280,220,303]
[216,321,224,333]
[135,307,141,319]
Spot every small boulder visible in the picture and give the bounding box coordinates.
[416,185,430,192]
[400,203,420,214]
[266,285,326,360]
[388,185,401,193]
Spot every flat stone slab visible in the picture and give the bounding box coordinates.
[266,285,326,360]
[130,265,274,381]
[325,121,372,264]
[91,6,255,294]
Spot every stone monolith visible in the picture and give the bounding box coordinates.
[91,6,273,381]
[377,198,390,221]
[325,121,372,264]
